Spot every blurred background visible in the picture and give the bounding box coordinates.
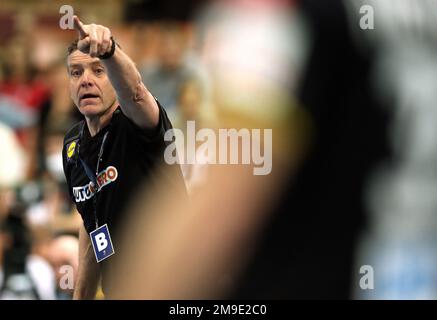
[1,0,437,300]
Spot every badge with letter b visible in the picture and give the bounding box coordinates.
[90,224,115,262]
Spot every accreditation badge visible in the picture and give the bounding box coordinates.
[89,224,115,263]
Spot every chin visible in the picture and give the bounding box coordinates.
[78,104,106,117]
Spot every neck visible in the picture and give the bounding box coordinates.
[85,103,118,137]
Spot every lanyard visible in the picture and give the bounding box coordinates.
[77,122,110,228]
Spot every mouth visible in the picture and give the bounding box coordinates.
[79,93,100,104]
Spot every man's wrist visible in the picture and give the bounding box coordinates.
[99,36,116,60]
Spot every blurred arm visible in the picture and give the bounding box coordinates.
[73,224,100,300]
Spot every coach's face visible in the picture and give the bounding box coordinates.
[68,50,117,117]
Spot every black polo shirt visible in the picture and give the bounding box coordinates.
[62,102,185,253]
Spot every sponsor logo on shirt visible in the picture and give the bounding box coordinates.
[73,166,118,203]
[67,141,77,158]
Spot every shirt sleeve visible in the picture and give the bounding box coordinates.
[122,99,188,196]
[124,98,173,146]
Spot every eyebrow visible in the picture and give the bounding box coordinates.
[68,61,104,69]
[68,63,83,69]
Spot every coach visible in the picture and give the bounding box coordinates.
[62,16,185,299]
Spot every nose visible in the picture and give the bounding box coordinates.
[80,69,95,88]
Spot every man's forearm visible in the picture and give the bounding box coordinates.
[73,225,100,300]
[102,45,159,129]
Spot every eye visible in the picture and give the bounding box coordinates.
[94,68,105,76]
[70,69,82,78]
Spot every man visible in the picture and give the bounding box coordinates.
[62,16,185,299]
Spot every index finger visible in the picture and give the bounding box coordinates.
[73,15,88,39]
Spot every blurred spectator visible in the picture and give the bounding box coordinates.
[0,37,50,180]
[0,206,56,300]
[173,78,211,193]
[140,22,210,122]
[176,79,204,125]
[0,123,26,189]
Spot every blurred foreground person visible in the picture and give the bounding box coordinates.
[107,0,305,299]
[108,0,390,299]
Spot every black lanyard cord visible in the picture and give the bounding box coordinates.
[77,122,110,228]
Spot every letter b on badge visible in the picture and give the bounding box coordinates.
[90,224,115,262]
[95,232,108,251]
